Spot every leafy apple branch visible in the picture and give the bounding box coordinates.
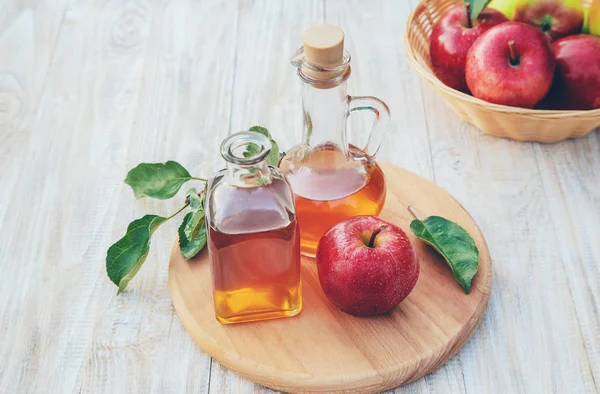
[105,126,283,294]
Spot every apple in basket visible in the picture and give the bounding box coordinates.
[465,22,555,108]
[430,5,508,92]
[514,0,584,41]
[548,34,600,110]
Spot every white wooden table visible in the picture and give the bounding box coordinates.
[1,0,598,393]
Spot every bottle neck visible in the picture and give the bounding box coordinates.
[301,79,348,156]
[226,160,271,187]
[221,131,273,187]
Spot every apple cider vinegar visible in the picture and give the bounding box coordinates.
[209,216,302,324]
[281,24,391,256]
[205,131,302,324]
[282,146,386,257]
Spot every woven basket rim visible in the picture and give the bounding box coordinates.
[404,2,600,119]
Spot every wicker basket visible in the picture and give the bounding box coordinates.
[404,0,600,143]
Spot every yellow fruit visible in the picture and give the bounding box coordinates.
[590,0,600,36]
[489,0,518,19]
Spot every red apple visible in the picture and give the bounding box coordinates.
[430,6,508,93]
[465,22,555,108]
[316,216,419,317]
[514,0,583,41]
[549,35,600,110]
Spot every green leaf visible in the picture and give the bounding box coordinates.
[249,125,281,167]
[267,140,280,166]
[106,214,167,294]
[125,161,191,200]
[243,143,262,158]
[185,187,203,211]
[410,216,479,294]
[178,212,207,259]
[178,187,207,259]
[466,0,494,24]
[248,125,269,136]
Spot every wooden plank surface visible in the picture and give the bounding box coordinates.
[0,0,598,393]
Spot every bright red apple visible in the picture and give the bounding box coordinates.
[550,34,600,110]
[316,216,419,317]
[465,22,555,108]
[430,6,508,93]
[514,0,583,41]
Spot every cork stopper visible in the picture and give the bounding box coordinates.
[302,24,344,68]
[301,24,346,80]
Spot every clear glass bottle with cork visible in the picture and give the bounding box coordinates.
[205,131,302,324]
[280,24,391,257]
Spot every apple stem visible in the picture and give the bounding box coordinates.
[368,225,387,248]
[464,2,472,29]
[540,15,553,33]
[407,205,421,220]
[508,40,519,66]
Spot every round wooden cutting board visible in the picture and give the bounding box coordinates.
[168,163,492,394]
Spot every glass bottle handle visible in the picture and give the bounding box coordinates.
[346,95,391,162]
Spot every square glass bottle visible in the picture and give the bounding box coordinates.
[205,131,302,324]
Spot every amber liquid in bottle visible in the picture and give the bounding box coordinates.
[284,29,391,257]
[283,146,386,257]
[208,205,302,324]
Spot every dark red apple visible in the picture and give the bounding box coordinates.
[465,22,555,108]
[514,0,583,41]
[316,216,419,317]
[549,34,600,110]
[430,6,509,93]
